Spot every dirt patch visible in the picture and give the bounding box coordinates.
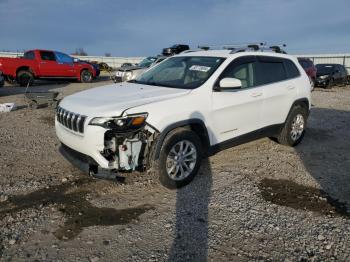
[39,114,55,126]
[259,178,349,217]
[0,178,154,240]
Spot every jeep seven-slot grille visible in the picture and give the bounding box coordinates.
[56,107,87,133]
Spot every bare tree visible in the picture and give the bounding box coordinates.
[72,48,88,56]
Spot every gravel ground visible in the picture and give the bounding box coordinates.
[0,77,349,261]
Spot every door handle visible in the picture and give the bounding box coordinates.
[251,92,262,97]
[287,86,295,90]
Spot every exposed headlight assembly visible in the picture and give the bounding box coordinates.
[89,113,148,133]
[124,71,133,81]
[319,75,328,79]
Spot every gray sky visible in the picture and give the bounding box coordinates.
[1,0,349,56]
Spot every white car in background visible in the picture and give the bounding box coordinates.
[113,56,166,82]
[56,46,311,188]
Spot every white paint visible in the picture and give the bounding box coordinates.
[56,50,311,169]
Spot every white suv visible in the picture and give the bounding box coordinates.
[55,48,311,188]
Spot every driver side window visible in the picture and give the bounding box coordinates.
[220,56,257,89]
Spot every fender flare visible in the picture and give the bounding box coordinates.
[153,119,210,160]
[284,97,310,123]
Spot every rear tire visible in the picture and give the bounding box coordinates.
[17,70,34,87]
[153,128,203,189]
[277,105,308,147]
[80,69,93,83]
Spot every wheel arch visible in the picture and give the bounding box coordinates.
[16,66,35,77]
[285,97,310,123]
[80,66,94,76]
[153,119,210,160]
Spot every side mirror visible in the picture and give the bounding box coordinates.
[73,58,79,63]
[218,78,242,91]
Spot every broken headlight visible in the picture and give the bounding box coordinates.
[89,113,148,133]
[124,71,133,81]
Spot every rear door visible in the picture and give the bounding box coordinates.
[256,56,299,127]
[211,56,264,143]
[38,51,60,76]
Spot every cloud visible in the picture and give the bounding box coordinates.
[0,0,349,55]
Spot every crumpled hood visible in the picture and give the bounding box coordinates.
[118,65,144,71]
[59,82,190,117]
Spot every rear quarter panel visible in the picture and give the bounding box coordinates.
[0,57,39,77]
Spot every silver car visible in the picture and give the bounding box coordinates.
[113,56,166,83]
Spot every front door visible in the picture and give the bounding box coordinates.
[55,52,76,77]
[211,56,264,144]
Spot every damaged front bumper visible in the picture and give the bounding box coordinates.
[56,117,159,176]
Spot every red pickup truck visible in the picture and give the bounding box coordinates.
[0,49,96,86]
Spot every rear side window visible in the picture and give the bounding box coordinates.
[257,56,287,85]
[40,51,56,61]
[284,59,300,79]
[23,51,35,60]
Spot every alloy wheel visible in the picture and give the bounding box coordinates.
[166,140,197,181]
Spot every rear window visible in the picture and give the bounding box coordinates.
[23,51,35,60]
[40,51,56,61]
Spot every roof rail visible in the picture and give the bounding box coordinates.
[268,44,287,54]
[197,42,287,54]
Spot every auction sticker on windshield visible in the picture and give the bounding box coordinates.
[189,65,211,72]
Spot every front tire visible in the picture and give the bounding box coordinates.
[153,128,203,189]
[80,69,93,83]
[277,105,308,147]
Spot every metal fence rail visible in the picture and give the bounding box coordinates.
[296,54,350,70]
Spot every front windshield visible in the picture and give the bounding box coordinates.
[133,56,225,89]
[138,57,157,68]
[316,64,334,74]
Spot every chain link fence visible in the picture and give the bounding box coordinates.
[297,54,350,71]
